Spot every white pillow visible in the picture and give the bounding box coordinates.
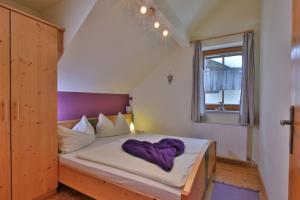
[96,113,130,137]
[115,113,131,134]
[58,116,95,154]
[72,115,95,135]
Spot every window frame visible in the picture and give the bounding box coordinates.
[203,46,243,111]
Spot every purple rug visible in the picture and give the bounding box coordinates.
[211,182,260,200]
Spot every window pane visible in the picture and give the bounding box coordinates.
[203,50,243,109]
[223,55,242,105]
[224,55,242,68]
[224,90,241,105]
[204,57,242,93]
[205,91,222,104]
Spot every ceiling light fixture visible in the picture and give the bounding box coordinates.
[148,7,155,16]
[163,30,169,37]
[140,6,147,14]
[154,22,160,29]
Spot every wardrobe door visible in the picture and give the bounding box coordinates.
[10,12,58,200]
[0,7,11,200]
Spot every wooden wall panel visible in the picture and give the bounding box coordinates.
[10,11,58,200]
[0,6,11,200]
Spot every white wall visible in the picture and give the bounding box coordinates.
[57,0,177,94]
[191,0,260,40]
[252,0,292,199]
[41,0,97,49]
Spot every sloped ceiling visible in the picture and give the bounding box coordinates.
[6,0,223,46]
[41,0,97,48]
[153,0,222,36]
[191,0,261,40]
[57,0,177,93]
[53,0,224,93]
[4,0,226,94]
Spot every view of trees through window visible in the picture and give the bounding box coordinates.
[204,48,243,110]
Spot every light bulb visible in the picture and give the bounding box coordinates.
[163,30,169,37]
[154,22,160,29]
[140,6,147,14]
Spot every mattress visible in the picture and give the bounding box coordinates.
[59,134,182,200]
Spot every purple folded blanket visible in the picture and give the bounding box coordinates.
[122,138,185,172]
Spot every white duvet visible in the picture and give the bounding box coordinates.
[77,133,209,188]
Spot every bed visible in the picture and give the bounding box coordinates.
[58,114,216,200]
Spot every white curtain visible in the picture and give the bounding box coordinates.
[191,41,206,122]
[204,68,242,93]
[239,31,255,126]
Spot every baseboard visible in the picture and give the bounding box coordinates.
[217,156,257,167]
[257,167,269,200]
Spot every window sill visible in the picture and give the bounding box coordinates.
[206,104,240,111]
[206,110,239,114]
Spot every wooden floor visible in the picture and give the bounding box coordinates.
[204,161,267,200]
[47,161,267,200]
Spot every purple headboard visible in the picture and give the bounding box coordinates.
[58,92,129,121]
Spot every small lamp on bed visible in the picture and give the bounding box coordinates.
[130,122,136,134]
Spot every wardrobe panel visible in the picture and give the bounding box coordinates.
[0,6,11,200]
[10,11,58,200]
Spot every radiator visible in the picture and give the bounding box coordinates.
[195,124,248,161]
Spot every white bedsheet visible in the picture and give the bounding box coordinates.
[77,133,208,187]
[59,133,209,200]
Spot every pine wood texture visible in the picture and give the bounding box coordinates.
[207,142,217,179]
[49,161,267,200]
[290,0,300,199]
[203,46,242,56]
[0,6,11,200]
[10,11,58,200]
[290,106,300,200]
[211,162,267,200]
[59,165,155,200]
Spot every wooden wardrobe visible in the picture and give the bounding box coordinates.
[0,4,63,200]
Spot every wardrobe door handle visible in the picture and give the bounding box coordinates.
[1,101,8,121]
[13,101,20,121]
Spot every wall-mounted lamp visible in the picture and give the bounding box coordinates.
[126,106,132,114]
[130,122,136,134]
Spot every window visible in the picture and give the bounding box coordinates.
[203,47,243,111]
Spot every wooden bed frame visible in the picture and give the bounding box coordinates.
[58,114,216,200]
